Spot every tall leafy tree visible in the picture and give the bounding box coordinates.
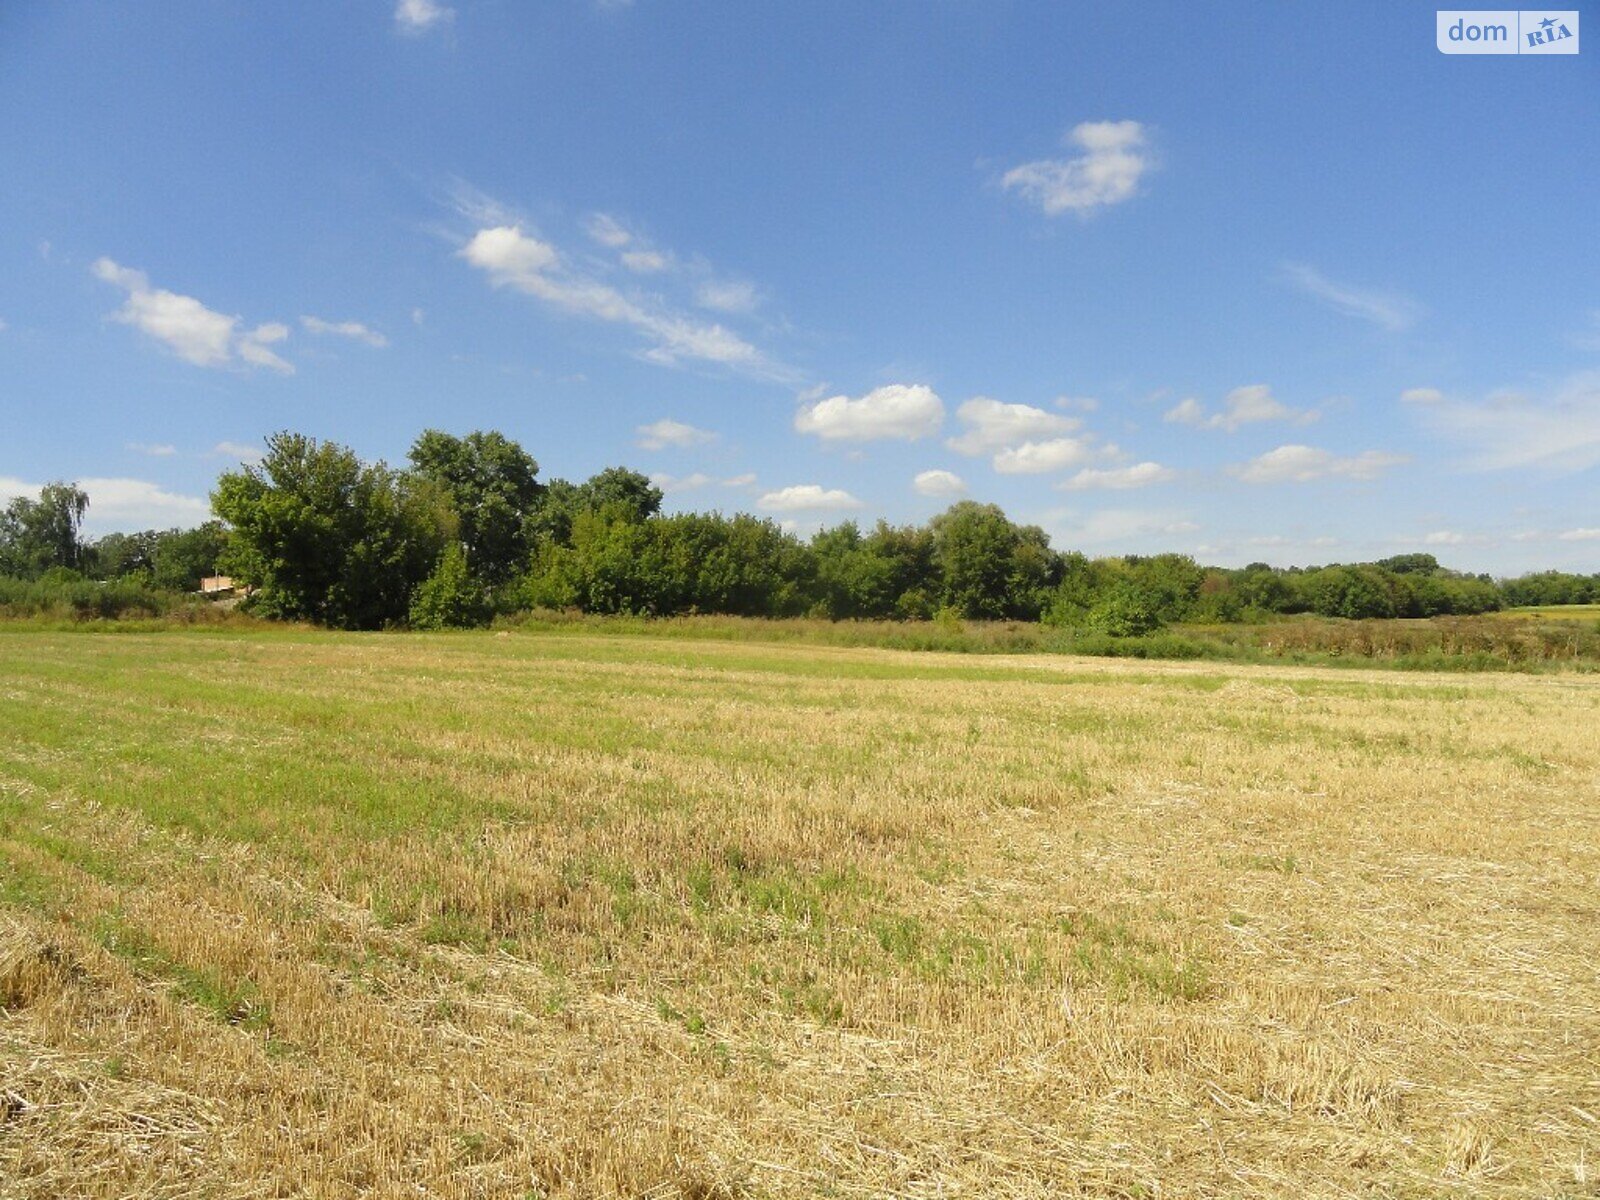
[150,521,232,592]
[526,468,664,551]
[92,523,232,591]
[408,430,543,586]
[929,501,1060,619]
[578,467,663,525]
[213,432,454,629]
[0,482,89,577]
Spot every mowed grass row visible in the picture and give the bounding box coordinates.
[1,628,1598,1198]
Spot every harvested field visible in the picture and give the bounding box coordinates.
[2,628,1598,1197]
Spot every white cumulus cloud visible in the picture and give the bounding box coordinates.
[1164,384,1308,431]
[1231,444,1408,484]
[946,397,1079,456]
[0,475,210,532]
[1058,462,1176,491]
[757,485,864,513]
[795,384,944,442]
[635,418,716,451]
[79,478,211,527]
[236,322,292,373]
[93,258,292,374]
[913,469,967,498]
[1001,120,1151,217]
[994,438,1099,475]
[213,441,264,462]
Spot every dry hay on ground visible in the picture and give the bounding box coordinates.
[1,630,1598,1197]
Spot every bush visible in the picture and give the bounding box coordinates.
[0,574,195,621]
[409,544,488,629]
[1087,587,1163,637]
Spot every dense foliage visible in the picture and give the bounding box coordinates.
[211,433,455,629]
[3,427,1596,631]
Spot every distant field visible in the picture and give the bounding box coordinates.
[1500,604,1600,620]
[2,628,1598,1198]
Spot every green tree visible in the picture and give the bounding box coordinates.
[0,483,89,577]
[1121,554,1205,624]
[89,530,160,580]
[213,432,454,629]
[89,523,229,591]
[408,430,543,586]
[929,502,1057,619]
[578,467,663,525]
[930,502,1020,619]
[154,522,231,591]
[525,468,663,551]
[1375,553,1440,576]
[1303,566,1397,620]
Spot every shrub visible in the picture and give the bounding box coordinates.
[0,574,193,621]
[1087,587,1162,637]
[409,544,489,629]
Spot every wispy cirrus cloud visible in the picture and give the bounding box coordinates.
[1282,263,1423,331]
[581,211,758,310]
[1001,120,1152,217]
[1043,507,1199,548]
[395,0,453,35]
[1414,370,1600,472]
[583,213,633,248]
[301,316,388,348]
[1400,387,1444,405]
[1567,309,1600,352]
[1231,444,1408,484]
[650,471,713,493]
[459,223,787,378]
[696,279,761,314]
[621,249,670,274]
[212,441,264,462]
[1058,462,1176,491]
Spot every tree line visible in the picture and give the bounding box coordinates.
[3,428,1596,630]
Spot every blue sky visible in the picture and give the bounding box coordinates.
[1,1,1596,572]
